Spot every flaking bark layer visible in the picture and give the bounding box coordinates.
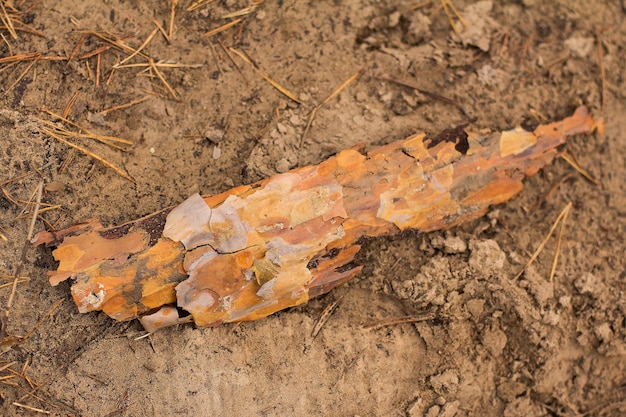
[33,107,598,331]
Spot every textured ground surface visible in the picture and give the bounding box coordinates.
[0,1,624,416]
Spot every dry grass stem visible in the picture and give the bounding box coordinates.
[138,86,169,100]
[149,58,179,100]
[99,96,151,115]
[16,205,61,219]
[411,0,433,10]
[222,1,263,18]
[0,162,53,187]
[0,279,29,290]
[41,128,135,183]
[595,28,606,110]
[0,0,17,39]
[115,28,158,67]
[0,52,54,65]
[114,61,202,69]
[365,313,436,329]
[301,69,363,148]
[514,202,573,280]
[412,0,466,36]
[58,149,76,174]
[561,152,599,185]
[84,373,108,385]
[202,18,242,37]
[207,40,224,76]
[0,31,12,55]
[528,107,549,124]
[84,59,93,80]
[377,76,462,108]
[0,182,43,348]
[79,45,112,59]
[218,40,245,82]
[9,22,45,38]
[187,0,218,12]
[229,47,301,103]
[63,91,80,119]
[152,18,169,42]
[2,59,36,97]
[0,274,30,280]
[321,68,363,106]
[20,300,64,341]
[26,182,43,243]
[525,173,574,213]
[0,186,59,213]
[549,205,570,282]
[169,0,178,40]
[42,110,133,146]
[12,402,51,414]
[96,52,101,87]
[105,66,117,85]
[67,33,86,65]
[311,296,343,339]
[0,361,17,373]
[39,120,130,150]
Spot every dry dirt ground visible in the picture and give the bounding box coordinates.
[0,1,625,416]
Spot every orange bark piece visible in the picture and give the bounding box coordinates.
[34,107,599,331]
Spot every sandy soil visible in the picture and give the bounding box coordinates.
[1,1,625,416]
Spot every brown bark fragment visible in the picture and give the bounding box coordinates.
[33,107,599,331]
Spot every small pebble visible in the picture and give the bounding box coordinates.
[388,11,401,28]
[276,158,290,173]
